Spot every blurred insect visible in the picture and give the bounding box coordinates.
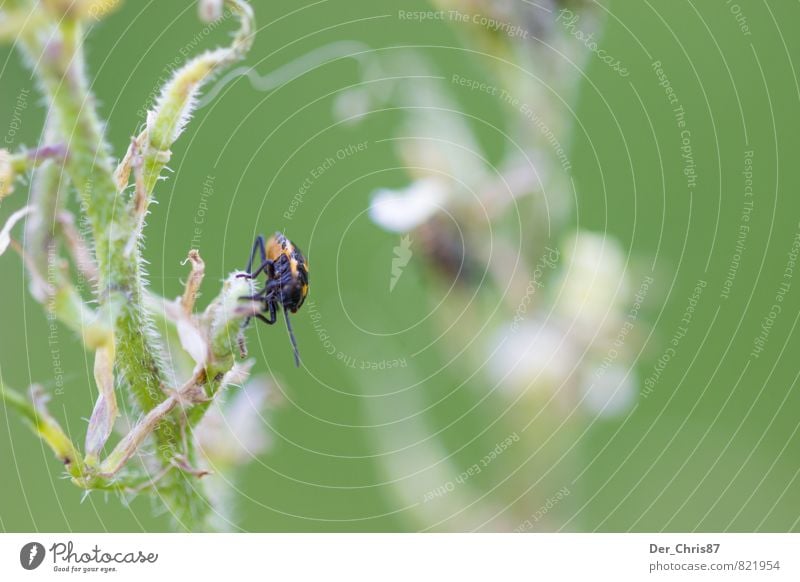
[238,232,309,366]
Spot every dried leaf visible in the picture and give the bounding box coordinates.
[85,344,118,460]
[180,249,205,315]
[177,318,208,369]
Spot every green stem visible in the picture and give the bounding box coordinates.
[11,1,256,531]
[18,15,186,512]
[139,0,254,197]
[188,273,257,425]
[22,122,112,347]
[0,383,85,479]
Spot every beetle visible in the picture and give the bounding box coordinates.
[238,232,309,366]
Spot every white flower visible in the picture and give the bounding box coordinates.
[370,178,448,232]
[332,88,372,125]
[486,320,578,397]
[0,149,14,200]
[195,376,273,467]
[554,231,629,334]
[581,364,637,418]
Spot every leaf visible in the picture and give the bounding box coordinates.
[1,383,84,476]
[177,318,208,370]
[84,344,118,460]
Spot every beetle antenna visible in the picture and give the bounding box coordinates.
[283,308,301,367]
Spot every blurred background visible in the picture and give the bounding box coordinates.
[1,0,799,531]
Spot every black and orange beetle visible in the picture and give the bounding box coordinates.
[238,232,309,366]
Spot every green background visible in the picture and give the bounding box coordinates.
[1,0,799,531]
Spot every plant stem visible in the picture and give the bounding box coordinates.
[0,383,85,479]
[9,1,257,531]
[18,15,187,514]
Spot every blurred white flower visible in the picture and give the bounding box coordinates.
[486,320,578,398]
[332,88,372,124]
[196,376,273,468]
[370,178,448,233]
[581,364,637,418]
[554,231,630,334]
[0,149,14,200]
[399,115,488,188]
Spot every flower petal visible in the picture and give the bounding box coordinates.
[370,178,447,232]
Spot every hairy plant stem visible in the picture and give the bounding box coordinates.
[6,0,257,531]
[23,121,110,347]
[19,17,200,525]
[188,273,257,426]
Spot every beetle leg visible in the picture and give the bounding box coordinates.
[245,234,268,274]
[249,258,276,279]
[283,308,301,367]
[255,306,277,325]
